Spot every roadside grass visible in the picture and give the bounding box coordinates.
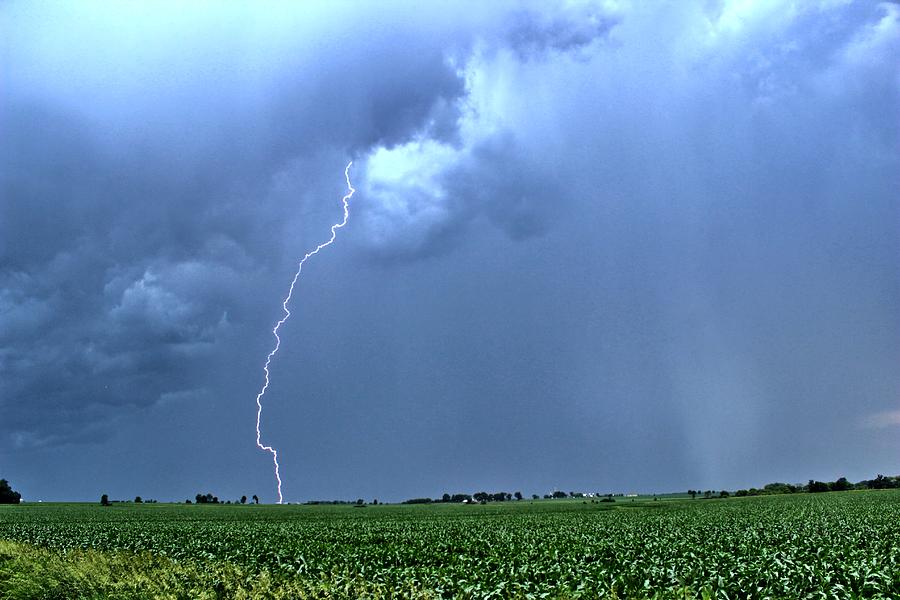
[0,539,438,600]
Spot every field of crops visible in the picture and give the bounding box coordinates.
[1,490,898,599]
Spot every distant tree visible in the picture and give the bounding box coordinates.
[854,474,899,490]
[0,481,21,504]
[134,496,142,503]
[552,490,567,499]
[734,489,748,497]
[514,491,523,501]
[807,480,830,493]
[252,494,259,504]
[0,480,22,504]
[372,499,378,505]
[688,490,697,500]
[240,495,247,505]
[763,482,798,494]
[100,494,110,507]
[831,477,851,492]
[718,490,730,498]
[703,490,712,499]
[194,493,221,504]
[442,493,451,503]
[531,494,539,500]
[185,499,192,504]
[871,474,895,490]
[355,498,365,505]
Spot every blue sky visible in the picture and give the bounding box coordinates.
[1,1,898,502]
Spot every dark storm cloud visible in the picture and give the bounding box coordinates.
[0,2,610,449]
[0,4,467,448]
[448,134,568,242]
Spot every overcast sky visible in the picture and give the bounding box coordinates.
[2,1,898,503]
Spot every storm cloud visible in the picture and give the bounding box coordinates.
[1,1,897,502]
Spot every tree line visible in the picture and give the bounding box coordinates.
[98,492,261,505]
[404,491,523,504]
[689,474,900,499]
[403,490,621,504]
[410,474,900,505]
[189,493,259,505]
[2,472,897,507]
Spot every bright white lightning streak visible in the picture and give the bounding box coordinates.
[255,161,355,504]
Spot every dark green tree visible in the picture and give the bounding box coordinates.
[831,477,851,492]
[763,482,798,494]
[241,495,247,504]
[807,480,830,493]
[0,479,21,504]
[252,494,259,504]
[871,475,893,489]
[100,493,110,506]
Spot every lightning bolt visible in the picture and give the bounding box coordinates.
[255,161,355,504]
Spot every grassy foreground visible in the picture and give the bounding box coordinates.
[0,538,409,599]
[1,491,898,599]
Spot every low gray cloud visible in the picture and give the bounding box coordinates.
[504,4,619,59]
[861,410,900,430]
